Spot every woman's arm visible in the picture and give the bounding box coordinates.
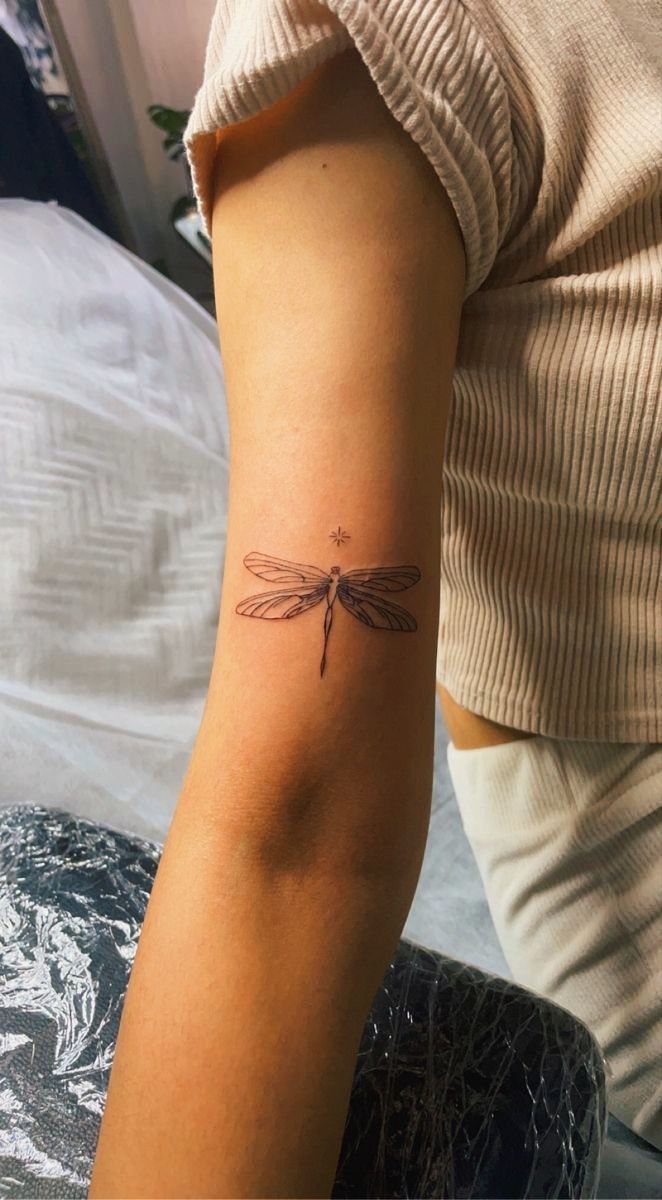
[90,47,465,1199]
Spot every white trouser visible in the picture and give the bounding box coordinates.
[446,735,662,1150]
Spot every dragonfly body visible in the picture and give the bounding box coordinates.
[326,567,341,607]
[236,553,421,677]
[320,567,341,676]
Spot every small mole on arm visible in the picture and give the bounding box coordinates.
[322,162,328,169]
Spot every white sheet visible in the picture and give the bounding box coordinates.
[0,200,229,839]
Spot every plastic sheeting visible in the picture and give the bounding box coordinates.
[0,806,606,1198]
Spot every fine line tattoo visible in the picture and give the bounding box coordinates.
[236,552,421,677]
[330,526,350,546]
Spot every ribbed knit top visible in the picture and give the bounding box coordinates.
[185,0,661,742]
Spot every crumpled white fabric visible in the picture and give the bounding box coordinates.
[0,200,229,840]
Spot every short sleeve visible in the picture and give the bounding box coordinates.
[184,0,517,299]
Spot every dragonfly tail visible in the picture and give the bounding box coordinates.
[320,603,333,677]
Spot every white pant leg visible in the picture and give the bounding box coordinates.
[446,735,662,1150]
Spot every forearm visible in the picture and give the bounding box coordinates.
[90,748,433,1199]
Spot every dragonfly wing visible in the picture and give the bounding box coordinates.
[237,583,328,620]
[337,583,417,631]
[243,552,330,585]
[339,565,421,593]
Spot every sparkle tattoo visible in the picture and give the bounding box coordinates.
[236,552,421,676]
[329,526,350,546]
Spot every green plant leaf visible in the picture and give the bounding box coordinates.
[147,105,190,137]
[170,195,194,223]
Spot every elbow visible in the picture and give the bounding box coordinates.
[179,714,432,914]
[184,756,426,897]
[174,750,430,995]
[215,774,393,882]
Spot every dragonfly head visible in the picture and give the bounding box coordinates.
[330,565,341,576]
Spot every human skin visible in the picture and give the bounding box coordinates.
[89,45,524,1200]
[438,683,536,747]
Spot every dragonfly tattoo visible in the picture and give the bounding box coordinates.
[236,552,422,677]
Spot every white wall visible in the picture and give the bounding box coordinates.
[47,0,214,270]
[128,0,215,111]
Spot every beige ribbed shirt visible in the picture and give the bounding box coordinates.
[185,0,661,742]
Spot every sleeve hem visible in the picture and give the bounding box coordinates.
[184,16,352,240]
[323,0,515,299]
[185,0,516,300]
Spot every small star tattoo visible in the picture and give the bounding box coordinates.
[329,526,350,546]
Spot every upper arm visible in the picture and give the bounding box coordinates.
[189,47,465,868]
